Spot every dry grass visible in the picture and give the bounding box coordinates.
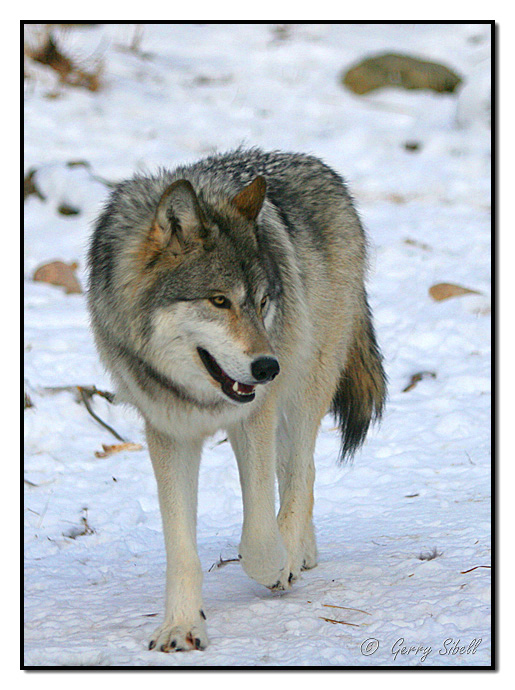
[24,26,103,92]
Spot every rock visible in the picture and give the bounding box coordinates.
[342,53,462,95]
[57,203,81,216]
[404,141,421,152]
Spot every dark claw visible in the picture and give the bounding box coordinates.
[288,572,294,583]
[268,580,283,590]
[194,637,203,650]
[148,640,156,650]
[160,644,167,652]
[200,609,206,620]
[170,640,176,648]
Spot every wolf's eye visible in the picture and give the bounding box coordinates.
[209,295,231,309]
[260,295,269,313]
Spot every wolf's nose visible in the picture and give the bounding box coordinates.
[251,356,280,383]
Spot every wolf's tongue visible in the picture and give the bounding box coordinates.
[222,379,255,397]
[235,381,255,395]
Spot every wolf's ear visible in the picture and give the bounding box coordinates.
[151,179,208,252]
[232,176,267,221]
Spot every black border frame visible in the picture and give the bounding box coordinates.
[22,19,496,672]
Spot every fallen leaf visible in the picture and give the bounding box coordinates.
[429,283,481,302]
[95,442,143,458]
[33,260,82,294]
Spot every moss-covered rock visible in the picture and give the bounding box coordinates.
[342,53,462,95]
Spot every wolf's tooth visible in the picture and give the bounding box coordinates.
[232,381,239,393]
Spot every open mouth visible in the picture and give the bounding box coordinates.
[197,347,256,403]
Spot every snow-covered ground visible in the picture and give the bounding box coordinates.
[24,23,491,667]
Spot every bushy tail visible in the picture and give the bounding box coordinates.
[330,302,387,463]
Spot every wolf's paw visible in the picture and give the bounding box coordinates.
[267,568,295,591]
[271,521,318,589]
[148,612,208,653]
[238,532,287,588]
[301,553,318,570]
[267,553,316,591]
[300,526,318,571]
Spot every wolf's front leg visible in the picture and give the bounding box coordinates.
[274,370,337,588]
[145,422,208,652]
[228,401,287,588]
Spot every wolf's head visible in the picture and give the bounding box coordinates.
[133,176,282,406]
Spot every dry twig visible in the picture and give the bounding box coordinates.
[77,386,126,442]
[323,604,371,616]
[402,371,436,393]
[460,565,491,574]
[208,556,239,572]
[319,616,360,627]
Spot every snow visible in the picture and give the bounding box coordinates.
[24,23,491,667]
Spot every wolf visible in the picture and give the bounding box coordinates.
[87,148,386,652]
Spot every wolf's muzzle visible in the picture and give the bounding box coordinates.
[251,356,280,383]
[197,347,257,403]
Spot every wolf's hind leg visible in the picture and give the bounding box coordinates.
[145,422,208,652]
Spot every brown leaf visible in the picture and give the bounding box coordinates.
[33,260,82,294]
[429,283,481,302]
[95,442,143,458]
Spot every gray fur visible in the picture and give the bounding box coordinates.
[87,148,386,652]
